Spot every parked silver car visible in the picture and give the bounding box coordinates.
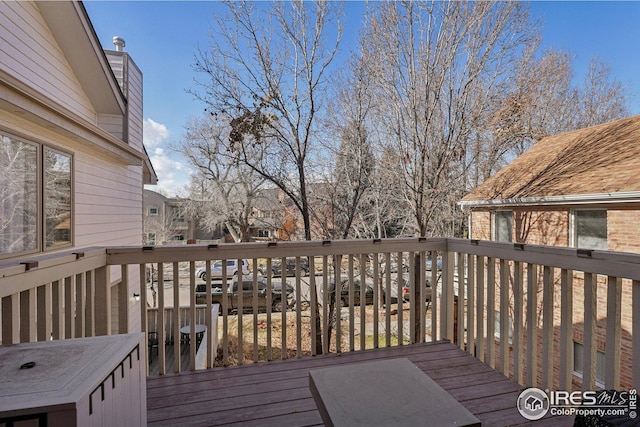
[196,259,250,281]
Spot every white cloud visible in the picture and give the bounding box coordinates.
[143,118,170,148]
[143,118,191,197]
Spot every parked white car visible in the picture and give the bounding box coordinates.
[196,259,250,281]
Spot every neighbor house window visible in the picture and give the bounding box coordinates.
[494,210,513,243]
[573,209,607,250]
[494,310,513,343]
[1,133,72,257]
[148,206,159,216]
[145,233,156,245]
[573,341,605,387]
[257,229,271,238]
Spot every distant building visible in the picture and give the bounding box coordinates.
[143,189,217,244]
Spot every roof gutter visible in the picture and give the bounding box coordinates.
[458,191,640,209]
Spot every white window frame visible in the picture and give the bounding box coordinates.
[1,131,73,259]
[570,208,607,250]
[148,206,159,216]
[573,341,606,388]
[492,210,513,243]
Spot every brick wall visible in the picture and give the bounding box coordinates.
[467,206,635,391]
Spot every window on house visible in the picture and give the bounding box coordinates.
[494,211,512,243]
[494,310,513,343]
[148,207,159,216]
[573,341,606,387]
[258,229,271,238]
[1,134,72,257]
[573,209,607,250]
[145,233,156,245]
[45,149,72,249]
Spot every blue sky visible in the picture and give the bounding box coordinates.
[84,1,640,197]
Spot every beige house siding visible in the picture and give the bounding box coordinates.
[0,2,97,123]
[0,1,149,334]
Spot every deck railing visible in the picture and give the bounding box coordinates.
[2,238,639,391]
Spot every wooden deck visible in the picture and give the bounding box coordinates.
[146,341,574,426]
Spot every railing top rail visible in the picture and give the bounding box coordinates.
[106,238,449,265]
[447,238,640,280]
[0,247,107,297]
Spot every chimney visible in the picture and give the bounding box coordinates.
[112,36,125,52]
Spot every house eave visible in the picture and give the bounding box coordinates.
[37,1,125,115]
[458,191,640,209]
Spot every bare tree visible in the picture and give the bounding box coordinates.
[191,1,343,242]
[486,48,631,184]
[176,116,265,243]
[360,1,534,238]
[192,1,343,354]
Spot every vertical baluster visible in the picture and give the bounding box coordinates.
[19,289,36,343]
[85,270,95,337]
[409,252,416,344]
[397,252,404,346]
[476,256,485,363]
[384,252,391,347]
[322,256,329,354]
[420,251,427,344]
[431,251,439,342]
[252,259,259,364]
[605,275,621,389]
[190,261,197,370]
[526,263,538,387]
[37,284,51,342]
[334,255,341,354]
[359,254,366,351]
[221,261,229,365]
[76,272,85,337]
[486,258,496,369]
[542,266,554,390]
[348,255,355,351]
[513,261,524,384]
[457,253,466,349]
[466,254,475,356]
[139,264,149,375]
[582,272,597,391]
[119,265,129,335]
[309,256,318,357]
[266,258,273,361]
[94,266,110,336]
[2,294,18,344]
[64,276,74,339]
[559,269,574,391]
[280,256,288,358]
[500,259,509,376]
[204,260,213,369]
[157,263,166,375]
[373,253,379,349]
[172,262,181,373]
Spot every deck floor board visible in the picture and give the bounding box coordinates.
[147,341,574,426]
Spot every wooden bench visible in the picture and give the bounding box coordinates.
[309,357,481,427]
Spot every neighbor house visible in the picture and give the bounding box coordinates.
[1,1,155,334]
[459,114,640,389]
[143,189,217,244]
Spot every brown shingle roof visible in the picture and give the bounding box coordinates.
[461,115,640,204]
